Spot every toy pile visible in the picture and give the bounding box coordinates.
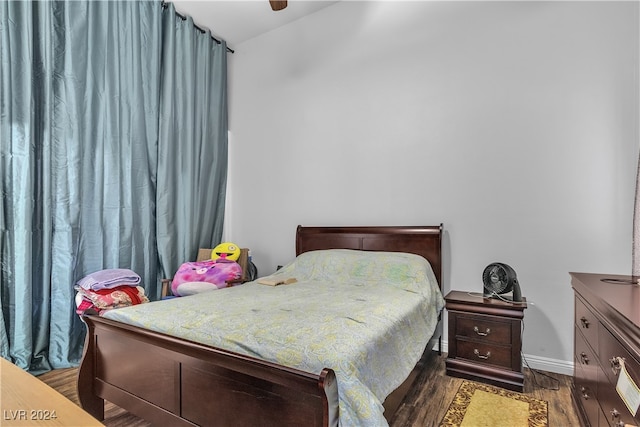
[75,268,149,315]
[171,242,244,297]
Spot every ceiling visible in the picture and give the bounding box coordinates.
[171,0,339,48]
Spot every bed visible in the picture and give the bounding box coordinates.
[78,225,445,426]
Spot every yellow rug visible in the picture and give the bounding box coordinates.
[440,381,548,427]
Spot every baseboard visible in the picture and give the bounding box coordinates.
[439,340,574,376]
[521,353,574,376]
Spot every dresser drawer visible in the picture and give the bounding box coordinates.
[574,326,600,426]
[575,296,599,350]
[455,340,513,369]
[598,324,640,389]
[575,325,599,374]
[455,315,512,345]
[598,371,639,427]
[574,357,600,427]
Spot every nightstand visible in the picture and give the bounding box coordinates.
[445,290,527,392]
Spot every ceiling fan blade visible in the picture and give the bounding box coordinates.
[269,0,287,11]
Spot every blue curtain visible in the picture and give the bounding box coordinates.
[0,1,228,373]
[156,3,228,279]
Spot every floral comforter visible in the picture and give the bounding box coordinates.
[103,249,445,426]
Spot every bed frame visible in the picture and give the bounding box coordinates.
[78,224,444,426]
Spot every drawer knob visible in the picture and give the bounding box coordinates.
[610,410,626,427]
[473,349,491,360]
[580,386,590,400]
[610,357,625,375]
[473,326,491,337]
[580,316,590,328]
[580,352,590,365]
[610,408,620,420]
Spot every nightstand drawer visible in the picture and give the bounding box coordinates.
[456,340,513,369]
[455,315,512,345]
[444,290,526,392]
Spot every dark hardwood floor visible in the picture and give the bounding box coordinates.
[389,353,580,426]
[38,353,580,426]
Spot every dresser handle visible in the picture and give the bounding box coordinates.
[580,352,589,365]
[473,326,491,337]
[610,357,624,375]
[580,386,592,400]
[580,386,590,400]
[473,349,491,360]
[580,317,590,328]
[610,409,625,427]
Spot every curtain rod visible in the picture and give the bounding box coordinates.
[161,2,235,54]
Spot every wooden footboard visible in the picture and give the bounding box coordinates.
[78,312,440,427]
[78,313,339,427]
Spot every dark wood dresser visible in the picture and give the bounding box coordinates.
[571,272,640,427]
[445,290,527,392]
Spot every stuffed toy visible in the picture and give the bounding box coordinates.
[210,242,241,262]
[171,242,243,296]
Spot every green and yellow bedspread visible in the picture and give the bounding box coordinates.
[103,249,445,426]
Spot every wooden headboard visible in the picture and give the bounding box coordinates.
[295,224,443,289]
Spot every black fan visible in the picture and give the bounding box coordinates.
[482,263,522,302]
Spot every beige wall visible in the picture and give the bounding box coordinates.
[226,1,639,372]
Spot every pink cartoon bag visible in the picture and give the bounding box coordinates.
[171,259,242,297]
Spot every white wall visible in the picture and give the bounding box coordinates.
[226,1,639,370]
